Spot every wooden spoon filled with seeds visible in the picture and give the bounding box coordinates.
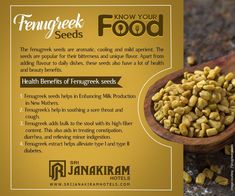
[144,52,235,153]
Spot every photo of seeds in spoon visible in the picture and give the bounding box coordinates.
[152,66,235,138]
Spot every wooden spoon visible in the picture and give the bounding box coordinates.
[144,52,235,153]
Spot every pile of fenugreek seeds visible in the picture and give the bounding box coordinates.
[152,66,235,137]
[183,144,232,186]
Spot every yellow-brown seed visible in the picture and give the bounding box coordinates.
[225,72,234,81]
[187,55,197,66]
[210,165,221,174]
[195,173,206,185]
[179,123,188,136]
[224,115,234,125]
[209,112,219,120]
[189,95,198,107]
[202,168,214,180]
[224,144,232,155]
[215,176,229,186]
[206,128,218,136]
[183,171,192,183]
[199,90,211,100]
[197,98,208,110]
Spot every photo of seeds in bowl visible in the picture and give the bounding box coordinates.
[144,54,235,153]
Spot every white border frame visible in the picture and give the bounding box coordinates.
[10,4,173,191]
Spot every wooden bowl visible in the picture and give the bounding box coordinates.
[144,53,235,153]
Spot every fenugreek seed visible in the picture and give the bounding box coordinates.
[188,112,198,121]
[218,124,225,132]
[176,85,184,93]
[182,82,195,90]
[179,123,188,136]
[192,85,200,95]
[174,113,181,124]
[209,112,219,119]
[224,115,234,125]
[188,127,194,137]
[168,95,177,102]
[207,66,221,79]
[195,107,203,117]
[206,128,218,136]
[163,119,171,129]
[230,100,235,106]
[217,105,230,113]
[220,97,229,107]
[208,104,217,110]
[202,108,211,116]
[217,75,225,86]
[203,66,210,74]
[210,165,221,174]
[227,84,233,91]
[193,122,201,129]
[196,116,208,124]
[188,95,198,107]
[197,97,208,110]
[180,96,189,104]
[215,176,229,186]
[184,106,192,114]
[211,92,222,103]
[162,95,169,101]
[224,144,232,155]
[228,95,235,101]
[168,110,174,116]
[182,90,191,98]
[162,105,170,115]
[223,81,229,89]
[195,173,206,185]
[174,107,185,115]
[207,70,216,80]
[183,171,192,183]
[174,129,181,135]
[160,118,165,124]
[154,102,162,111]
[152,92,163,101]
[201,123,209,131]
[199,90,211,101]
[197,129,205,137]
[155,111,165,121]
[232,78,235,87]
[171,100,181,108]
[214,66,221,75]
[225,72,234,81]
[182,116,191,127]
[202,168,214,180]
[165,80,174,87]
[209,80,219,86]
[203,84,215,91]
[197,80,206,88]
[208,120,221,130]
[169,127,179,133]
[214,86,223,93]
[194,70,204,75]
[167,115,173,123]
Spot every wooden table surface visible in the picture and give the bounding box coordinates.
[184,0,235,195]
